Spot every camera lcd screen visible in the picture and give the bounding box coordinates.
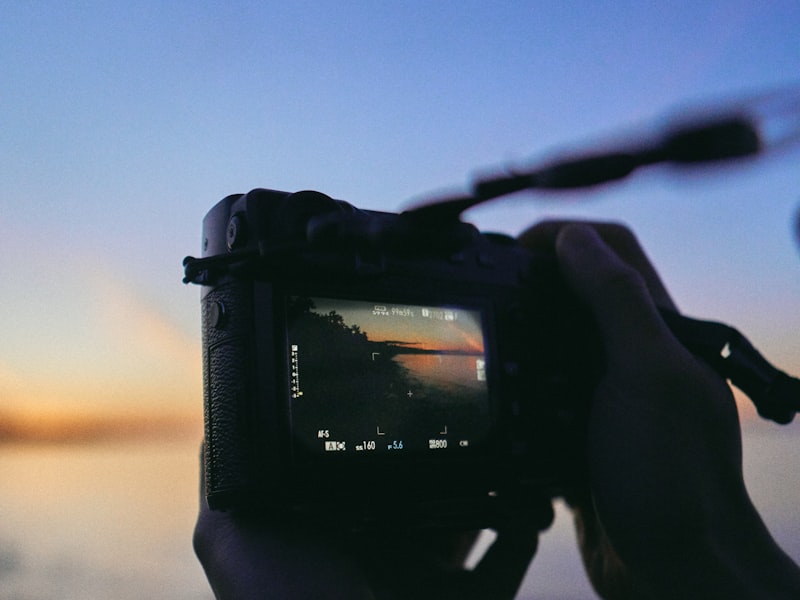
[286,295,492,460]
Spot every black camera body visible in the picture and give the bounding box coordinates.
[190,188,600,529]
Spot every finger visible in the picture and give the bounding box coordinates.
[555,224,678,367]
[570,500,632,600]
[520,219,676,310]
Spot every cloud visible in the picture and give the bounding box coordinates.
[0,359,69,409]
[0,244,203,415]
[90,270,200,374]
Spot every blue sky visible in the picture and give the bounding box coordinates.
[1,1,799,419]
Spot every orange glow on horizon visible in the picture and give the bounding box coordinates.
[0,406,202,445]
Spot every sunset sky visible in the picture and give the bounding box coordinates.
[305,297,486,353]
[2,2,800,436]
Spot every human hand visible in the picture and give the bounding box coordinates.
[520,221,800,599]
[193,449,548,600]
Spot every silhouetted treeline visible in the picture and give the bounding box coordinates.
[287,297,414,429]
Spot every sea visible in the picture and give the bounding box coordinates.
[1,421,798,600]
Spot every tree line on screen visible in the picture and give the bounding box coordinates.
[287,297,412,420]
[287,296,405,369]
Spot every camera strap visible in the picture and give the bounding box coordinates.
[660,309,800,424]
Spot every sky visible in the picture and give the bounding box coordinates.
[2,1,800,431]
[306,297,486,353]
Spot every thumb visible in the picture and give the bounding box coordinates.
[555,224,675,366]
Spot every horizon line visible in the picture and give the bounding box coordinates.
[0,409,202,446]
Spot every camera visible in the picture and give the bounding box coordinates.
[185,188,603,529]
[183,98,800,528]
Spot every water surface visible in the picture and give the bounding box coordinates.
[1,421,797,599]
